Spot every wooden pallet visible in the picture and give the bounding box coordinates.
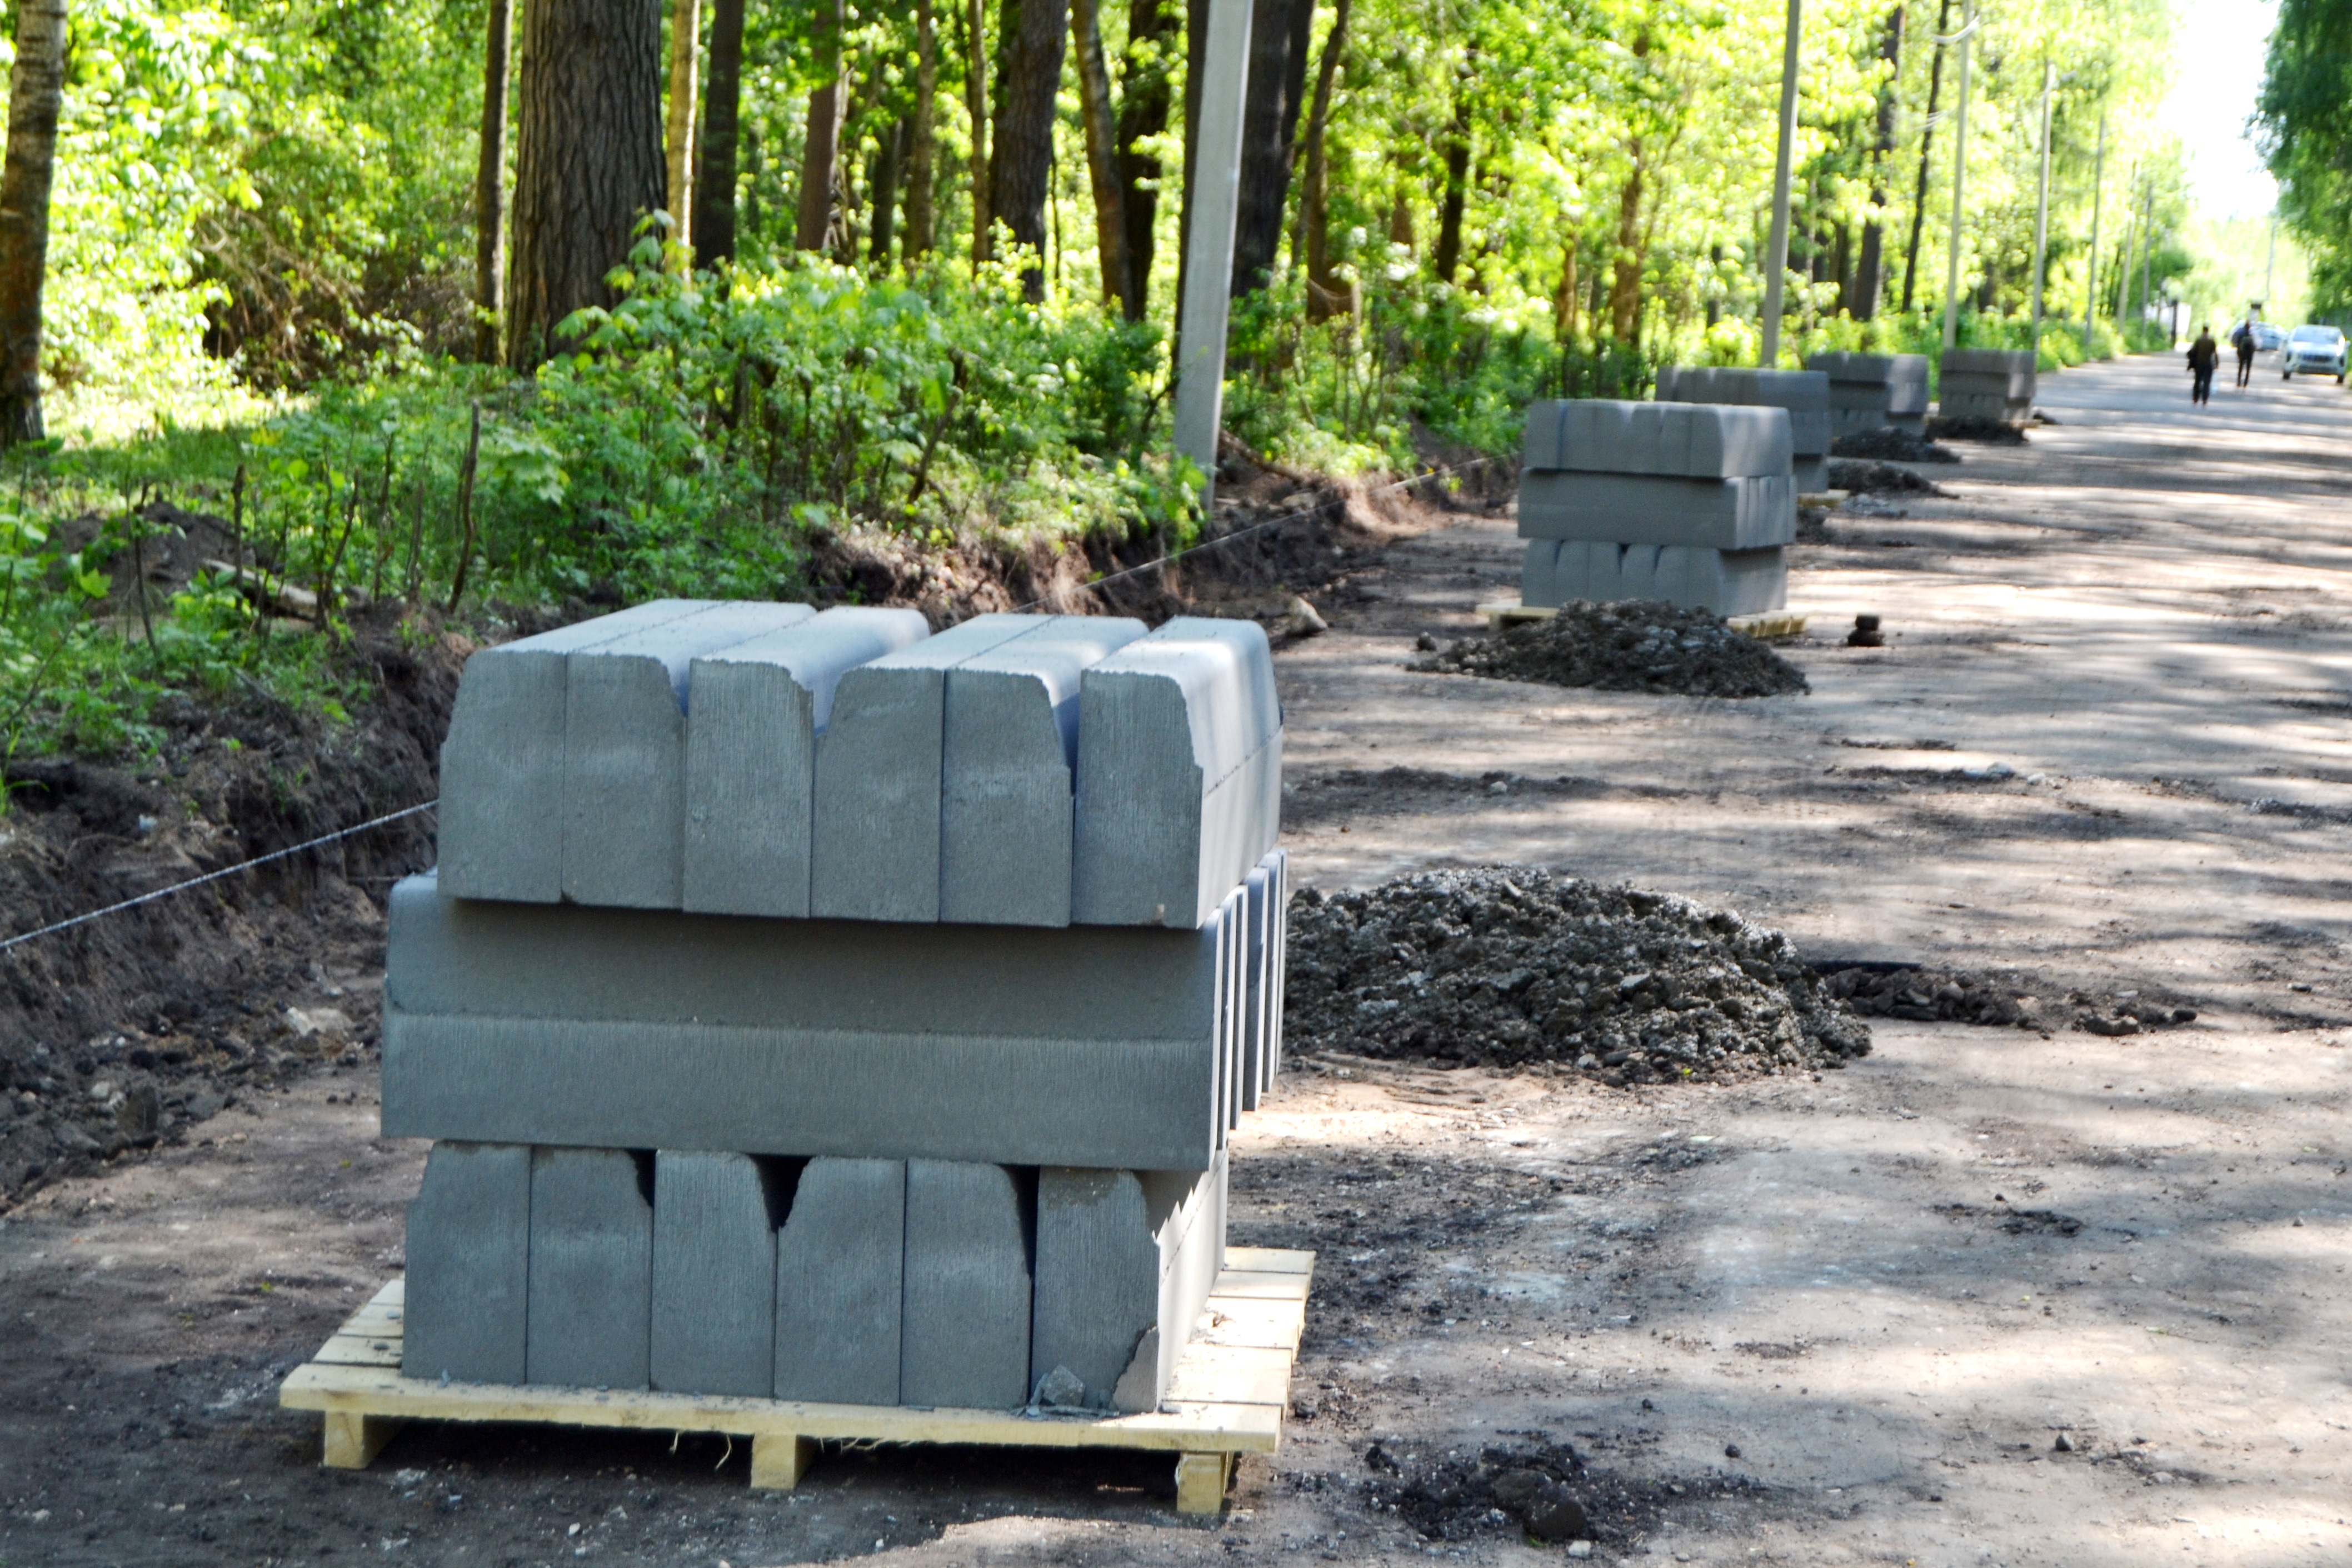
[279,1246,1314,1516]
[1474,600,1809,641]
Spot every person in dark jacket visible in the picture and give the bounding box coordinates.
[2188,326,2220,405]
[2234,319,2259,387]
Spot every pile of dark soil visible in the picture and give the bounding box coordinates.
[1827,459,1949,496]
[1815,962,2198,1036]
[1414,600,1809,699]
[0,602,463,1206]
[1284,868,1873,1084]
[1926,413,2029,444]
[1830,426,1959,463]
[1363,1437,1591,1544]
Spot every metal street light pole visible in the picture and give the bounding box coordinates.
[2028,62,2055,353]
[1758,0,1804,368]
[2081,111,2105,357]
[1939,0,1976,351]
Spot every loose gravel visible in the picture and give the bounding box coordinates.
[1827,458,1949,496]
[1831,427,1959,463]
[1415,600,1809,699]
[1285,867,1873,1084]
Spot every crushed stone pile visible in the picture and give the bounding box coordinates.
[1415,600,1809,699]
[1926,413,2028,444]
[1285,868,1873,1084]
[1817,963,2199,1036]
[1827,458,1948,496]
[1830,426,1958,463]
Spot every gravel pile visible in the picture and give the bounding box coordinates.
[1816,963,2199,1036]
[1831,427,1958,463]
[1415,600,1809,699]
[1285,868,1874,1084]
[1827,458,1948,496]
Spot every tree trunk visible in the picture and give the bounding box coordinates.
[1432,94,1469,284]
[1899,0,1952,314]
[989,0,1070,298]
[1552,238,1577,340]
[1071,0,1136,314]
[903,0,938,257]
[665,0,702,247]
[966,0,993,260]
[0,0,67,441]
[1176,0,1202,318]
[507,0,666,370]
[473,0,514,361]
[1294,0,1352,319]
[1388,186,1412,249]
[1229,0,1314,294]
[1111,0,1177,318]
[1606,161,1642,341]
[870,116,909,261]
[694,0,747,266]
[1851,3,1901,319]
[796,0,847,252]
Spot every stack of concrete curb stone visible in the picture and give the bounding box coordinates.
[1516,399,1794,617]
[1805,352,1931,437]
[391,600,1289,1417]
[1654,367,1832,492]
[1937,348,2035,425]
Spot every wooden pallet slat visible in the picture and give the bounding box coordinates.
[280,1251,1314,1516]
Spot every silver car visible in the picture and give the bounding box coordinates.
[2281,324,2347,382]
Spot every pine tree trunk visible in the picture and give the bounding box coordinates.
[1432,96,1470,284]
[0,0,68,442]
[665,0,702,247]
[966,0,993,260]
[506,0,666,369]
[1294,0,1351,319]
[990,0,1070,298]
[796,0,847,252]
[473,0,514,361]
[1071,0,1135,314]
[903,0,938,257]
[694,0,747,266]
[1851,3,1902,320]
[1900,0,1952,314]
[1229,0,1314,294]
[1111,0,1176,318]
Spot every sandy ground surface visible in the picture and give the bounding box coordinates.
[5,353,2351,1567]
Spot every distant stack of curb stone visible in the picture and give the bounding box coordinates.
[1653,367,1832,492]
[1805,352,1931,437]
[1936,348,2036,425]
[1516,399,1793,617]
[390,600,1288,1416]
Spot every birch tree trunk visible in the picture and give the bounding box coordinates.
[0,0,68,442]
[966,0,993,261]
[664,0,702,248]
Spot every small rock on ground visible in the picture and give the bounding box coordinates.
[1415,600,1808,700]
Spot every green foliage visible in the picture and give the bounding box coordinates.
[2260,0,2352,312]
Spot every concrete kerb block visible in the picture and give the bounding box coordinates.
[1240,865,1271,1113]
[1031,1162,1222,1412]
[773,1157,905,1405]
[941,616,1149,926]
[526,1147,654,1390]
[1516,472,1797,550]
[401,1141,532,1385]
[1264,848,1289,1088]
[683,607,932,918]
[1655,369,1831,457]
[901,1161,1036,1410]
[1072,619,1279,929]
[651,1151,794,1397]
[560,601,818,910]
[1535,401,1791,478]
[810,614,1040,922]
[437,598,713,903]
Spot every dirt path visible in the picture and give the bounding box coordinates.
[6,355,2351,1566]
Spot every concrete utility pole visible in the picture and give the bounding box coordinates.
[1171,0,1254,506]
[1757,0,1804,369]
[2028,62,2055,353]
[1939,0,1976,351]
[2081,111,2105,356]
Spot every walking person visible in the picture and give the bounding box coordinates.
[2188,325,2220,406]
[2234,318,2258,388]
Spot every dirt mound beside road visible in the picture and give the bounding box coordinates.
[1414,601,1809,700]
[1284,867,1872,1085]
[1830,426,1959,463]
